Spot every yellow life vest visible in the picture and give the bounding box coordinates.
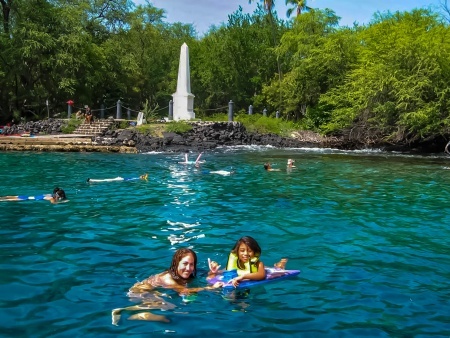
[226,252,259,276]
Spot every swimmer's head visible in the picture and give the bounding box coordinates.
[264,163,271,170]
[168,248,197,284]
[53,187,66,200]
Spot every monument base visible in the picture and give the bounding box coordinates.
[173,93,195,120]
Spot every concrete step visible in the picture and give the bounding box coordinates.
[80,122,111,126]
[0,137,92,145]
[73,132,105,136]
[73,120,113,136]
[75,127,109,131]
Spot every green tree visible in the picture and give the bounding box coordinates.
[286,0,311,18]
[192,6,283,113]
[80,0,196,114]
[0,0,137,120]
[320,9,450,144]
[249,0,275,14]
[264,9,345,123]
[248,0,284,112]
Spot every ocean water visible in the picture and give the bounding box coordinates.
[0,147,449,337]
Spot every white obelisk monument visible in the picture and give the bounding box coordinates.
[172,43,195,120]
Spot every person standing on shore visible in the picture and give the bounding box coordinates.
[85,105,93,124]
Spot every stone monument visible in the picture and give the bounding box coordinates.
[172,43,195,120]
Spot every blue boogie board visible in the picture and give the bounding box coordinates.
[208,268,300,289]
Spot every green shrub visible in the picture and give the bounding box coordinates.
[61,118,82,133]
[142,99,160,121]
[135,123,167,137]
[119,121,129,129]
[136,124,154,134]
[165,121,193,133]
[235,114,298,137]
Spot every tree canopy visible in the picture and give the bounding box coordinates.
[1,0,449,146]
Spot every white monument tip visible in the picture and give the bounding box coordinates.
[173,43,195,120]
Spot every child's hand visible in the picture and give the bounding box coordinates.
[208,258,221,273]
[231,275,244,288]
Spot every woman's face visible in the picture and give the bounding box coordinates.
[237,243,254,263]
[177,253,195,279]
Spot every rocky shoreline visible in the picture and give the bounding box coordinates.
[0,119,446,153]
[92,122,344,153]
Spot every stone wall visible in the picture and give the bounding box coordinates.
[5,119,442,153]
[1,119,66,135]
[92,121,335,153]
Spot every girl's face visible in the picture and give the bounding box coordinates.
[237,243,254,263]
[177,253,195,279]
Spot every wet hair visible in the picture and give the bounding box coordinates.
[168,248,197,285]
[53,187,66,200]
[231,236,261,270]
[264,163,270,170]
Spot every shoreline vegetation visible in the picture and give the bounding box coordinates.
[1,3,450,154]
[0,119,447,154]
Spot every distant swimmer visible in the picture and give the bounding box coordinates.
[287,159,296,168]
[264,163,281,171]
[0,187,68,204]
[87,174,148,183]
[203,169,236,176]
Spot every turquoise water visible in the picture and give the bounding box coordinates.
[0,148,449,337]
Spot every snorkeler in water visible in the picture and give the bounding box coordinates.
[264,163,281,171]
[86,174,148,183]
[202,169,236,176]
[0,187,68,204]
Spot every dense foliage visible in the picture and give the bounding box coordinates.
[1,0,449,145]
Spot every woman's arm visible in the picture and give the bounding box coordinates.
[128,278,155,293]
[174,282,223,295]
[129,271,223,295]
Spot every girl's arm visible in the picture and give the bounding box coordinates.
[231,261,266,287]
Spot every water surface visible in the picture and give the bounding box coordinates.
[0,148,449,337]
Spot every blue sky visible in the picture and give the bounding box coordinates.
[133,0,443,35]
